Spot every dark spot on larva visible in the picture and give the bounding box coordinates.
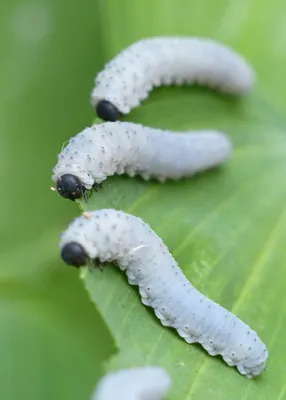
[96,100,120,122]
[61,242,88,267]
[56,174,86,201]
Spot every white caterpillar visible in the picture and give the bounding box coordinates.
[91,367,172,400]
[52,121,232,201]
[91,36,255,121]
[60,209,268,378]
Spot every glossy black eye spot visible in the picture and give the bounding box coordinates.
[56,174,83,201]
[61,242,88,267]
[96,100,120,121]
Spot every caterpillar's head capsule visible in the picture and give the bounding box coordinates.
[95,100,120,122]
[56,174,85,201]
[61,242,88,267]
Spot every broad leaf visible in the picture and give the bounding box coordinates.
[80,1,286,398]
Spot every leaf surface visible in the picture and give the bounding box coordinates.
[81,1,286,398]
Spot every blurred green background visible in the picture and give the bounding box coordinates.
[2,0,286,399]
[0,1,115,399]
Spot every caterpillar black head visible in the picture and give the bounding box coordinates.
[61,242,88,267]
[96,100,120,122]
[56,174,87,201]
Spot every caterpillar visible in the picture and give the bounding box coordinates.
[52,121,232,201]
[59,209,268,378]
[90,36,255,121]
[91,367,172,400]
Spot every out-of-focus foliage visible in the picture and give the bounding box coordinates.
[0,0,115,399]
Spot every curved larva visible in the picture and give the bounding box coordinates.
[59,209,268,378]
[91,367,172,400]
[90,36,255,121]
[52,121,232,201]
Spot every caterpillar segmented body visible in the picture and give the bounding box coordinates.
[91,37,255,121]
[52,121,232,201]
[91,367,172,400]
[60,209,268,378]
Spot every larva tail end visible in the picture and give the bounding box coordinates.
[96,100,120,122]
[61,242,89,267]
[56,174,85,201]
[237,361,266,379]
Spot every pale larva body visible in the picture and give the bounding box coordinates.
[52,121,232,200]
[91,367,172,400]
[91,37,255,121]
[60,209,268,378]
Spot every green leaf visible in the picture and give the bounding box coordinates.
[80,1,286,398]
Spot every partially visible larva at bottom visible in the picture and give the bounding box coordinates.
[52,121,232,201]
[59,209,268,378]
[91,367,172,400]
[91,36,255,121]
